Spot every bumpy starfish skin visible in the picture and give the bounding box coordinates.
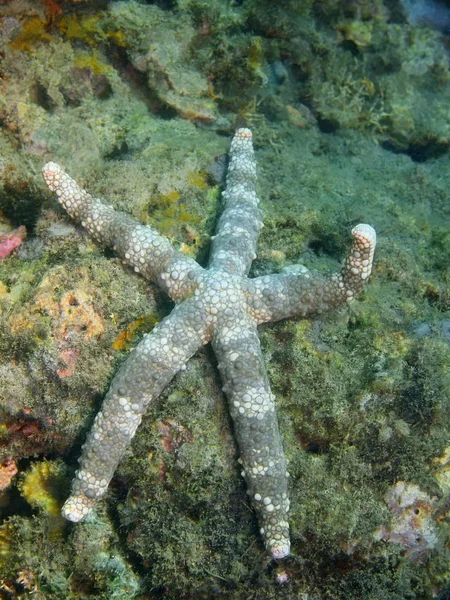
[42,129,376,559]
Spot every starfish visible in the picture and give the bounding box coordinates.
[42,129,376,559]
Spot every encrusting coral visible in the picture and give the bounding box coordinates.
[42,128,376,559]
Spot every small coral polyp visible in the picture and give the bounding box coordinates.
[43,129,376,558]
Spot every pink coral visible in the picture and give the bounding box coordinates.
[374,481,438,562]
[0,226,26,258]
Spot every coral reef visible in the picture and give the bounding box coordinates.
[0,0,449,597]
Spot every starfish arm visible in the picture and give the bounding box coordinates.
[212,317,290,559]
[208,129,263,276]
[61,298,209,522]
[42,162,203,301]
[249,223,376,323]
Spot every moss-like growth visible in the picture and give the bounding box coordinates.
[19,460,68,517]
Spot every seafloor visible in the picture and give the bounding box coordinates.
[0,1,449,598]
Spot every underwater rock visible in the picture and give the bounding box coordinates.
[413,319,450,343]
[109,2,218,122]
[401,0,450,33]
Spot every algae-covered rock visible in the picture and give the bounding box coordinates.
[307,20,450,150]
[106,1,219,122]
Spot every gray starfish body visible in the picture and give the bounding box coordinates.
[42,129,376,559]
